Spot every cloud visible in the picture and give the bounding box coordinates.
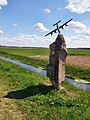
[0,26,4,34]
[65,0,90,14]
[12,23,18,27]
[0,0,8,9]
[0,34,56,47]
[65,35,90,48]
[33,22,49,32]
[0,21,90,48]
[65,21,90,47]
[0,29,4,33]
[13,34,56,47]
[43,8,51,13]
[67,21,90,36]
[0,30,90,48]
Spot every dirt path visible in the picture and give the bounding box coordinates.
[29,55,90,68]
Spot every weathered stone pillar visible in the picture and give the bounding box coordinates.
[47,34,67,90]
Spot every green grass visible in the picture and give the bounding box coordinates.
[68,48,90,56]
[0,47,49,56]
[0,51,48,69]
[0,59,90,120]
[0,51,90,82]
[65,64,90,81]
[0,47,90,56]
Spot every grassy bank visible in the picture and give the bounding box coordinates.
[0,51,90,82]
[0,59,90,120]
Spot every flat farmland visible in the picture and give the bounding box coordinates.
[31,55,90,68]
[0,59,90,120]
[67,56,90,68]
[0,47,90,56]
[0,47,90,120]
[0,47,90,68]
[0,47,49,56]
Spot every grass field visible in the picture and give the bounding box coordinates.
[0,47,49,56]
[0,51,90,82]
[0,47,90,56]
[68,48,90,56]
[0,59,90,120]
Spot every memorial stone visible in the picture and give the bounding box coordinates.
[47,34,67,90]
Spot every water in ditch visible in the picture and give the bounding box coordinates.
[0,56,90,91]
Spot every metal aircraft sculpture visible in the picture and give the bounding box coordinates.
[45,18,73,36]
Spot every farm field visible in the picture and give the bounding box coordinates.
[0,59,90,120]
[0,47,90,68]
[29,55,90,68]
[0,47,90,56]
[0,47,49,56]
[67,56,90,68]
[0,47,90,120]
[0,47,90,81]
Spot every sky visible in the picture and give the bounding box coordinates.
[0,0,90,48]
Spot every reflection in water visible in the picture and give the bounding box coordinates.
[65,77,90,91]
[0,56,90,91]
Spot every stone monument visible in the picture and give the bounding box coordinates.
[47,34,67,90]
[45,18,72,90]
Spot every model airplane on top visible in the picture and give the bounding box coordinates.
[45,18,73,36]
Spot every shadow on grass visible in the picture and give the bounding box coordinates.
[4,84,53,99]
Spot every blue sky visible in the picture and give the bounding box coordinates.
[0,0,90,48]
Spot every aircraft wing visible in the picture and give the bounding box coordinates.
[59,18,73,29]
[45,28,57,36]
